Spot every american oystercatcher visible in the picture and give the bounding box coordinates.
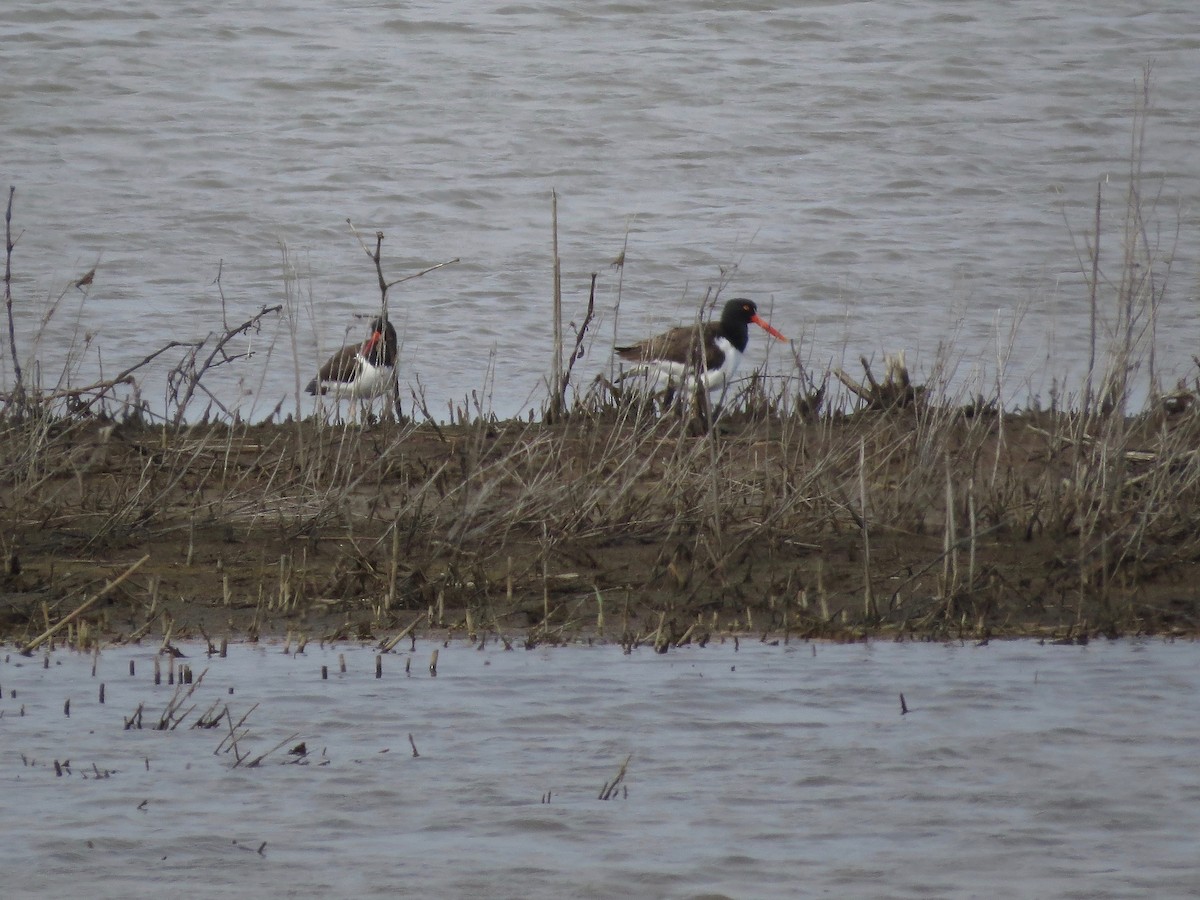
[615,298,787,397]
[305,316,398,399]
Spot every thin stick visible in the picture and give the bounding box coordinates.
[968,477,977,596]
[558,272,597,413]
[20,555,149,655]
[1085,180,1101,415]
[3,186,22,406]
[943,455,957,604]
[858,439,875,619]
[549,189,564,419]
[0,374,134,404]
[609,219,631,383]
[385,258,460,291]
[243,731,301,769]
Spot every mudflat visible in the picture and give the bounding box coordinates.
[2,398,1198,650]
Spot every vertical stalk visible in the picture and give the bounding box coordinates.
[859,438,875,620]
[4,186,23,407]
[1085,180,1101,418]
[942,454,958,605]
[549,189,564,419]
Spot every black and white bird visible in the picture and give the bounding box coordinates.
[615,298,786,396]
[305,317,398,399]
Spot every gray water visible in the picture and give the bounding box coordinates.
[4,638,1200,898]
[2,1,1199,420]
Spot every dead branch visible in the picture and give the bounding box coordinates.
[169,303,283,426]
[552,272,598,419]
[836,353,921,410]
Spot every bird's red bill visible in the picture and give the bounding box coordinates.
[751,315,787,341]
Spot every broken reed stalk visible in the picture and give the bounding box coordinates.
[599,753,632,800]
[216,702,260,762]
[20,555,149,655]
[243,731,302,769]
[156,667,208,730]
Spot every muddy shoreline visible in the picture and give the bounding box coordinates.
[2,403,1199,649]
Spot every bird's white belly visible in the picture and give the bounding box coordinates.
[639,338,742,395]
[328,362,394,399]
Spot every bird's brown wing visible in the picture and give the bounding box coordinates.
[616,322,721,367]
[305,344,362,394]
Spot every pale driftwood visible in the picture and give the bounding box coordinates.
[379,612,427,653]
[20,554,149,655]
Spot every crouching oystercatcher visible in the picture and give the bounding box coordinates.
[306,316,398,399]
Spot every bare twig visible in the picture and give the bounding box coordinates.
[169,303,282,426]
[386,258,460,291]
[557,272,597,415]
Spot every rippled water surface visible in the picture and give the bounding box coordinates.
[4,639,1200,898]
[1,1,1198,418]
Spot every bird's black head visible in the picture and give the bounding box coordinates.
[368,316,396,340]
[719,298,786,344]
[721,298,759,323]
[365,316,398,365]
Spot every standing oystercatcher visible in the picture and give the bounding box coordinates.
[615,298,787,397]
[306,316,398,399]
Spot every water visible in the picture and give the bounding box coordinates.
[2,1,1198,420]
[4,638,1200,898]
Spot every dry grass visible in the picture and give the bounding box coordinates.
[2,372,1199,648]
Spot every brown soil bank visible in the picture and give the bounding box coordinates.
[2,399,1199,649]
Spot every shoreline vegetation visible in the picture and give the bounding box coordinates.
[4,74,1199,650]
